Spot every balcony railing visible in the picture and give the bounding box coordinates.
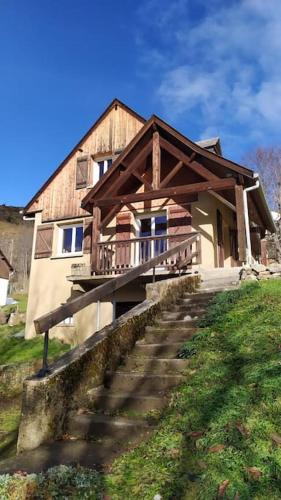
[96,232,201,275]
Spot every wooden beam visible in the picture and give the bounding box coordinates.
[160,161,183,188]
[89,140,152,204]
[235,185,247,262]
[209,190,236,212]
[152,131,161,189]
[91,206,101,272]
[159,136,219,181]
[94,178,236,207]
[132,171,152,191]
[98,205,121,230]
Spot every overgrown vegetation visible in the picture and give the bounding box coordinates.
[0,465,103,499]
[1,280,281,498]
[105,280,281,499]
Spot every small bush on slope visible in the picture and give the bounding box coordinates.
[0,465,103,499]
[105,280,281,499]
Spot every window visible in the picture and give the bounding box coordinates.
[60,316,74,326]
[93,158,113,185]
[136,213,167,263]
[59,224,83,255]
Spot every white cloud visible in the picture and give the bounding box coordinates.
[136,0,281,155]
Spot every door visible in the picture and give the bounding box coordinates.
[216,209,224,267]
[137,214,167,263]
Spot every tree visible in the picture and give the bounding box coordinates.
[245,146,281,262]
[245,147,281,211]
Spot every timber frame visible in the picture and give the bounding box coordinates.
[81,115,275,270]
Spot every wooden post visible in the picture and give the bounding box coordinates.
[91,206,101,273]
[152,130,160,190]
[235,185,246,263]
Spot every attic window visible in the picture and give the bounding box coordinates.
[93,158,113,185]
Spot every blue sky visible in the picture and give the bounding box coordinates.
[1,0,281,206]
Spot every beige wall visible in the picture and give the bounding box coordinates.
[26,193,236,343]
[192,192,235,269]
[25,213,113,343]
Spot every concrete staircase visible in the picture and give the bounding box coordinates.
[0,269,240,474]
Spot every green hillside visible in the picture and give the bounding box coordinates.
[1,280,281,499]
[0,205,33,291]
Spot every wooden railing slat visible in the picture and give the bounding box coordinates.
[34,234,200,334]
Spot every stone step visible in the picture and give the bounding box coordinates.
[144,327,195,343]
[133,342,183,358]
[66,413,153,441]
[0,439,130,474]
[120,356,189,373]
[105,372,184,392]
[87,388,168,412]
[165,304,208,313]
[181,291,218,300]
[160,308,206,321]
[156,319,197,328]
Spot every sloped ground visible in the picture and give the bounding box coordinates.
[1,280,281,499]
[0,298,70,462]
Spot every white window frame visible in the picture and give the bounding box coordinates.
[60,316,74,326]
[57,223,83,257]
[135,211,167,265]
[93,158,113,185]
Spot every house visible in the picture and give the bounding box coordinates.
[23,99,275,343]
[0,248,13,306]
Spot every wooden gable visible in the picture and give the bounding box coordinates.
[24,100,145,222]
[82,115,275,235]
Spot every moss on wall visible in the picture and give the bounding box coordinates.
[17,274,199,453]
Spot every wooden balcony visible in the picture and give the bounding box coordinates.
[70,234,201,279]
[96,232,201,275]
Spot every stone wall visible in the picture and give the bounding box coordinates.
[240,264,281,281]
[0,361,41,397]
[17,274,200,453]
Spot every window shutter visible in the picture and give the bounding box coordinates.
[168,204,192,236]
[116,213,131,268]
[35,225,54,259]
[76,156,89,189]
[83,218,92,254]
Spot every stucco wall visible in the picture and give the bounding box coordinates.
[0,278,8,306]
[25,193,235,343]
[25,213,113,342]
[192,191,234,269]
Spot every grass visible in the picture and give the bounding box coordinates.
[0,401,21,460]
[0,293,71,462]
[3,292,28,314]
[104,280,281,499]
[0,327,70,365]
[1,280,281,498]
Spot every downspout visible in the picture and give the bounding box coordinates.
[243,173,260,265]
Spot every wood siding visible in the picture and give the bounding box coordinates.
[26,105,144,222]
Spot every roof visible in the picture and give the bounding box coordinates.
[81,113,275,233]
[22,98,275,233]
[196,137,222,155]
[23,99,146,215]
[82,113,256,207]
[0,248,13,278]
